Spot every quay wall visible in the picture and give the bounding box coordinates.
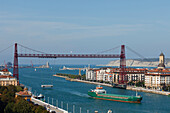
[126,86,170,96]
[53,75,170,96]
[53,75,112,87]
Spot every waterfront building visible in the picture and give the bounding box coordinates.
[86,68,97,80]
[0,75,17,86]
[145,52,170,89]
[103,72,113,82]
[15,87,32,101]
[111,68,147,84]
[86,67,146,83]
[86,67,112,81]
[145,68,170,89]
[0,68,12,76]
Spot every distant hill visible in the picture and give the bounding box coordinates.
[104,58,170,67]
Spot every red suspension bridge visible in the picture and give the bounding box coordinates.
[13,43,126,84]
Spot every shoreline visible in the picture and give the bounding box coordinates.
[53,75,112,87]
[53,75,170,96]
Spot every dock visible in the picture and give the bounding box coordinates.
[31,97,68,113]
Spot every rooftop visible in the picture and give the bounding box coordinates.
[16,91,31,97]
[0,75,15,79]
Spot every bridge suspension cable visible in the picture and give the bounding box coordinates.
[17,43,47,54]
[97,46,120,54]
[0,44,13,54]
[126,46,146,60]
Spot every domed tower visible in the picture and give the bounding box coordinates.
[158,52,165,69]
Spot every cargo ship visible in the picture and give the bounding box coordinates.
[88,85,142,103]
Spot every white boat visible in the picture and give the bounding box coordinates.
[37,94,44,99]
[41,85,53,88]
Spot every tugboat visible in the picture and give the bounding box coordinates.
[88,85,142,103]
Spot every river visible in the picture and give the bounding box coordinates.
[13,65,170,113]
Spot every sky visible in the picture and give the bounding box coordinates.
[0,0,170,65]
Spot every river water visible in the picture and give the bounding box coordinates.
[13,65,170,113]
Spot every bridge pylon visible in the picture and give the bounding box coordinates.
[13,43,19,84]
[119,45,126,84]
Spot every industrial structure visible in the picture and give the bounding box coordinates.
[13,43,126,85]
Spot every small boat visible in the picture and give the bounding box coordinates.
[41,85,53,88]
[88,85,142,103]
[37,94,44,99]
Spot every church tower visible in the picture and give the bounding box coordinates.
[158,53,165,69]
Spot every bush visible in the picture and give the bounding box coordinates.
[4,102,15,113]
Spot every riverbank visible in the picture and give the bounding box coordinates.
[126,86,170,96]
[53,74,170,96]
[53,75,112,87]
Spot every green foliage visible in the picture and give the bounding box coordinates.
[34,106,48,113]
[13,99,33,113]
[57,73,82,79]
[135,81,145,87]
[16,86,23,92]
[4,102,15,113]
[0,86,48,113]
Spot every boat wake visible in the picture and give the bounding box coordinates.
[70,91,89,97]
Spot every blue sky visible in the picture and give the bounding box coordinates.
[0,0,170,64]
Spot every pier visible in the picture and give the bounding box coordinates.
[31,97,68,113]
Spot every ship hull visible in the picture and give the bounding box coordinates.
[88,92,142,103]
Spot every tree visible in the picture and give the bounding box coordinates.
[13,99,33,113]
[34,106,48,113]
[4,102,14,113]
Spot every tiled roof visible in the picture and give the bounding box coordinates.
[16,91,31,96]
[0,75,15,78]
[148,68,170,72]
[0,69,9,72]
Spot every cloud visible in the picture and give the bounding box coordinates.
[0,19,151,41]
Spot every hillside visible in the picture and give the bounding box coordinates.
[105,58,170,67]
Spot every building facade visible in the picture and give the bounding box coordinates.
[145,69,170,89]
[145,52,170,89]
[112,68,147,84]
[86,67,147,83]
[0,75,17,86]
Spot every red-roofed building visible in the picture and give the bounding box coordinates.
[0,75,17,86]
[15,88,32,101]
[145,68,170,89]
[145,53,170,89]
[112,68,147,84]
[0,69,12,76]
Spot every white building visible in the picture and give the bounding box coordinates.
[145,53,170,89]
[0,75,17,86]
[86,67,112,81]
[112,68,146,84]
[145,69,170,89]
